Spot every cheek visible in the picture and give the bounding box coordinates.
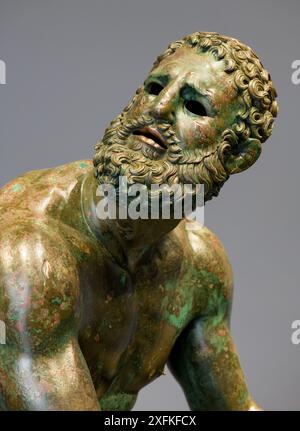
[177,115,219,149]
[213,89,239,131]
[213,107,236,138]
[196,123,220,148]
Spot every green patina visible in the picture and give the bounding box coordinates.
[79,162,88,169]
[100,392,137,411]
[237,387,250,406]
[209,331,227,354]
[12,184,22,193]
[199,269,220,286]
[162,265,224,331]
[162,267,198,329]
[51,297,62,306]
[9,313,19,322]
[165,297,193,329]
[205,288,229,327]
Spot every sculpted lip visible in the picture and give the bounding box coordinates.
[132,126,167,151]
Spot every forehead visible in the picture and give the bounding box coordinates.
[149,45,237,101]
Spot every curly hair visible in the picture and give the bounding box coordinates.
[152,31,278,149]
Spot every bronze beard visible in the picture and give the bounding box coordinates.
[93,108,231,204]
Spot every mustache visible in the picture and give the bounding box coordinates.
[99,113,183,162]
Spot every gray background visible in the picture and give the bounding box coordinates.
[0,0,299,411]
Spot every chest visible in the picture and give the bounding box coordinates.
[78,247,201,397]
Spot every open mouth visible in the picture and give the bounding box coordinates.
[132,126,167,152]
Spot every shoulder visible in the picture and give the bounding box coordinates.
[173,220,234,301]
[0,219,80,350]
[0,160,93,218]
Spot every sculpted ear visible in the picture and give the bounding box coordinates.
[224,138,262,175]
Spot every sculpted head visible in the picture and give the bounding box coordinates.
[93,32,278,202]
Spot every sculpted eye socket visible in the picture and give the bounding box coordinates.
[145,82,164,96]
[184,100,208,117]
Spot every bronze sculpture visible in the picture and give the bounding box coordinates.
[0,32,278,410]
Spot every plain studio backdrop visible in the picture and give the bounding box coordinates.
[0,0,299,411]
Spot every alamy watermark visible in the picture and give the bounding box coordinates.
[95,177,205,224]
[0,320,6,344]
[291,60,300,85]
[0,59,6,84]
[291,320,300,345]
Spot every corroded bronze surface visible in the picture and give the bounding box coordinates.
[0,32,278,410]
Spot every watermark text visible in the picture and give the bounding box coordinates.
[0,320,6,344]
[291,60,300,85]
[0,60,6,84]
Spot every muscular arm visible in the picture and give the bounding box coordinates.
[168,314,259,411]
[0,221,100,410]
[168,223,261,411]
[0,330,100,410]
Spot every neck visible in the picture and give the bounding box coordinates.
[81,170,181,274]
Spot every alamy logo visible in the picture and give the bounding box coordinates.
[0,60,6,84]
[291,60,300,85]
[291,320,300,345]
[95,177,205,224]
[0,320,6,344]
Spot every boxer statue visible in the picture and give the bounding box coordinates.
[0,32,278,410]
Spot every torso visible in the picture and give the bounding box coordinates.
[0,160,232,409]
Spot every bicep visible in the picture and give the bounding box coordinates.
[0,335,100,410]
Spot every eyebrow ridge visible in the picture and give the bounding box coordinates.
[146,74,169,86]
[183,83,214,104]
